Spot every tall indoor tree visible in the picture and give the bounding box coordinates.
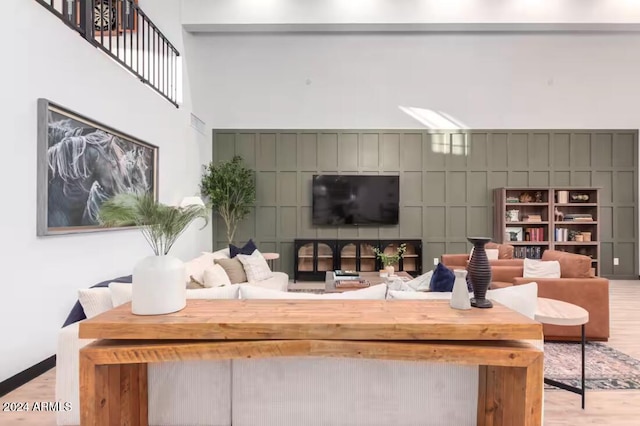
[200,155,256,244]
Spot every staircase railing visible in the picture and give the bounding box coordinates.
[36,0,181,107]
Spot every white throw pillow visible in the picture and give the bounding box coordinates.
[184,249,231,284]
[237,250,273,283]
[240,284,388,300]
[523,258,561,279]
[403,270,434,291]
[78,288,113,318]
[486,282,538,319]
[203,264,232,288]
[109,282,240,307]
[469,247,499,260]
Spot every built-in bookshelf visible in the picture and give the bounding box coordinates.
[494,187,600,275]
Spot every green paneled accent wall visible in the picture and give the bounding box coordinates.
[212,130,638,279]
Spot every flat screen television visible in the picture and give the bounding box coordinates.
[312,175,399,226]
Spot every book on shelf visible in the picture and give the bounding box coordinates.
[514,246,542,259]
[524,227,544,241]
[523,215,542,222]
[563,214,593,221]
[332,272,361,281]
[334,270,359,277]
[335,279,370,289]
[555,228,569,242]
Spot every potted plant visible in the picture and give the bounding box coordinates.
[373,243,407,276]
[200,155,256,244]
[99,193,208,315]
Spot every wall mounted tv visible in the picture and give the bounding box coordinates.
[312,175,400,226]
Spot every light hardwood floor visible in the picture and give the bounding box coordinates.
[2,280,639,425]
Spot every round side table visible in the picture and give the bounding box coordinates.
[535,297,589,409]
[262,252,280,270]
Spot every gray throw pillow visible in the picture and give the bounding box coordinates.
[215,258,248,284]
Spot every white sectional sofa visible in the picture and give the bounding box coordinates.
[57,270,539,426]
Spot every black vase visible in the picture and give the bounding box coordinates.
[466,237,493,308]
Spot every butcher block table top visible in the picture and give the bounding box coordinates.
[79,299,542,341]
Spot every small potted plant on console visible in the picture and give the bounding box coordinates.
[373,243,407,276]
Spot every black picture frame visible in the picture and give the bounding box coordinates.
[37,98,159,236]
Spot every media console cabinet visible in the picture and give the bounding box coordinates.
[294,238,422,281]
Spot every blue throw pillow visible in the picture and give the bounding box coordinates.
[429,263,455,292]
[229,239,257,258]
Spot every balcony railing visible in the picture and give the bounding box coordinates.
[36,0,181,107]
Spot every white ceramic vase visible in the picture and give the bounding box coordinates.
[450,269,471,310]
[385,265,395,276]
[132,255,186,315]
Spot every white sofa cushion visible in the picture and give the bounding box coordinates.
[470,247,499,260]
[389,282,539,320]
[203,264,232,288]
[403,270,434,291]
[487,282,538,319]
[109,282,240,307]
[240,284,388,300]
[184,249,230,284]
[523,258,561,279]
[237,249,273,282]
[78,287,113,318]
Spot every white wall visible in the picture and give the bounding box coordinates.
[185,31,640,274]
[0,0,209,382]
[185,32,640,130]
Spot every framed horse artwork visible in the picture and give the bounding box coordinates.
[36,99,159,236]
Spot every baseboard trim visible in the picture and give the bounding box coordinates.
[0,355,56,397]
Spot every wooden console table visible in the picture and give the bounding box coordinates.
[79,300,543,425]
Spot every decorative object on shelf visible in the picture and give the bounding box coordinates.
[582,232,592,242]
[506,209,520,222]
[557,190,569,204]
[99,193,208,315]
[506,196,520,203]
[554,207,564,221]
[36,98,158,236]
[535,191,543,203]
[201,155,256,244]
[568,229,580,242]
[571,193,590,202]
[450,270,471,310]
[506,227,523,242]
[467,237,493,308]
[373,243,407,276]
[523,214,542,223]
[519,192,534,203]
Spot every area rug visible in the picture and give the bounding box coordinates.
[544,342,640,390]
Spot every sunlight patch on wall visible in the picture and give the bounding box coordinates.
[399,106,468,130]
[399,106,468,155]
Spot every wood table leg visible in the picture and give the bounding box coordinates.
[80,351,148,425]
[477,352,543,426]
